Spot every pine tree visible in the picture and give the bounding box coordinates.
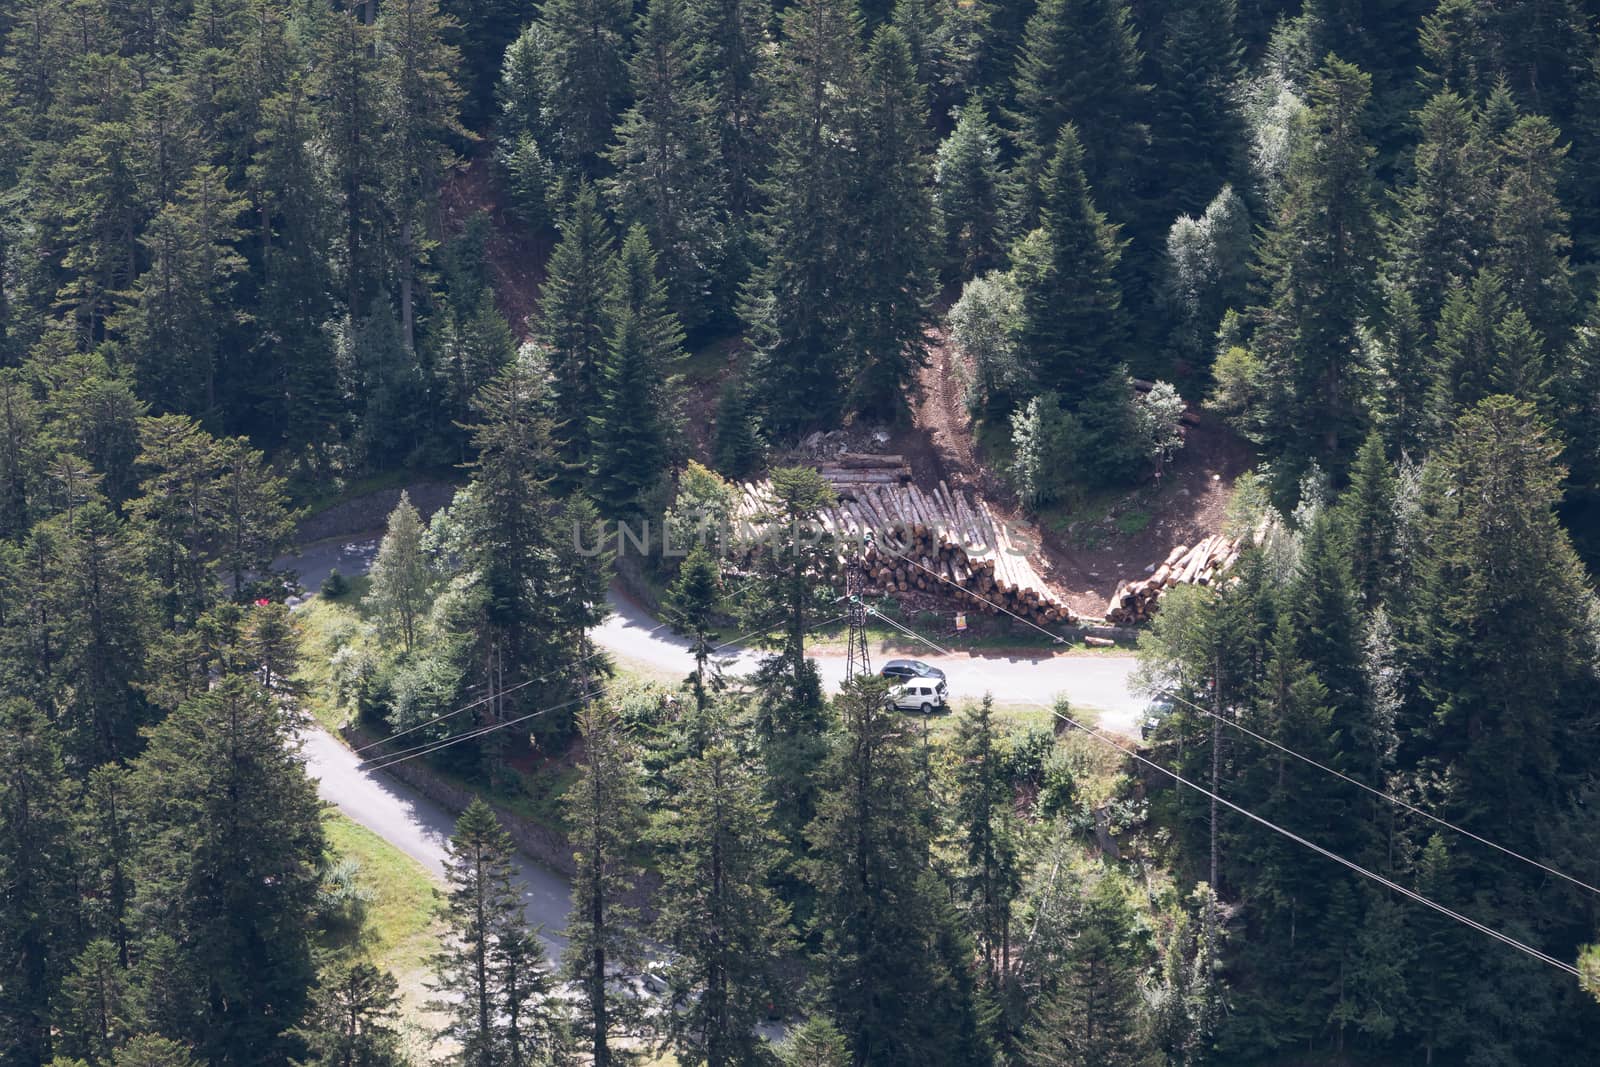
[538,185,618,479]
[295,960,407,1067]
[79,765,136,966]
[687,0,772,292]
[537,0,633,173]
[952,694,1021,991]
[431,798,568,1066]
[711,374,761,478]
[663,544,723,709]
[1488,113,1574,346]
[377,0,465,354]
[561,702,647,1067]
[116,164,247,419]
[113,1035,201,1067]
[0,700,79,1067]
[605,0,729,333]
[56,938,131,1063]
[311,4,384,315]
[44,499,153,766]
[847,26,937,418]
[1337,432,1397,610]
[439,290,519,457]
[742,0,863,435]
[1011,126,1128,405]
[1019,878,1153,1067]
[1149,0,1246,223]
[213,434,295,600]
[588,226,686,519]
[366,491,432,653]
[1006,0,1147,229]
[777,1017,851,1066]
[653,736,794,1066]
[804,677,987,1066]
[1372,290,1435,461]
[1383,90,1490,332]
[127,676,325,1063]
[935,100,1003,278]
[1249,55,1379,489]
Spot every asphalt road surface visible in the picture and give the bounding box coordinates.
[282,532,1150,948]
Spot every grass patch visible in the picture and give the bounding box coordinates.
[1114,509,1152,537]
[296,595,367,732]
[321,813,443,1014]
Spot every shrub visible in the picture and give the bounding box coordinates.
[321,568,350,598]
[948,271,1027,415]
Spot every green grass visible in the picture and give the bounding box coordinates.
[295,594,370,732]
[1114,509,1152,537]
[321,813,443,1015]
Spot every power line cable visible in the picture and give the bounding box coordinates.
[357,612,846,772]
[1047,706,1582,979]
[898,553,1065,644]
[867,605,953,657]
[1154,688,1600,898]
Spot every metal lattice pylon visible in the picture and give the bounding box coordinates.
[845,534,871,682]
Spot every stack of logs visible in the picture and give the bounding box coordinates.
[1103,532,1246,625]
[734,463,1076,627]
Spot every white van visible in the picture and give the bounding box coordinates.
[890,681,948,714]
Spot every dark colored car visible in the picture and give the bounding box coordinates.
[1141,694,1176,741]
[880,659,946,683]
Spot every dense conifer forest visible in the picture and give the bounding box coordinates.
[2,0,1600,1064]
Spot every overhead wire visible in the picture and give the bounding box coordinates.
[1046,706,1582,979]
[898,553,1066,644]
[1153,687,1600,898]
[854,609,1587,978]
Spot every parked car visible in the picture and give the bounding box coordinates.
[1141,693,1176,740]
[889,680,948,715]
[880,658,946,683]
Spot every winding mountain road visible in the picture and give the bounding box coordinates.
[286,532,1150,940]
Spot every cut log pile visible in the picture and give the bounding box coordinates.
[733,461,1076,627]
[1103,516,1272,625]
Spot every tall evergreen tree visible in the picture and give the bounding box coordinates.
[128,676,324,1063]
[538,185,618,479]
[742,0,863,435]
[951,693,1021,994]
[804,677,990,1066]
[662,543,723,709]
[295,960,408,1067]
[1012,126,1128,404]
[588,226,686,519]
[1249,55,1379,489]
[376,0,465,354]
[1019,877,1153,1067]
[1148,0,1246,223]
[430,798,568,1066]
[653,733,794,1066]
[934,100,1003,279]
[439,0,525,127]
[561,702,647,1067]
[605,0,729,333]
[0,700,79,1067]
[537,0,633,172]
[1487,113,1574,346]
[1006,0,1147,228]
[848,26,937,417]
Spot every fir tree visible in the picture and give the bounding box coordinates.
[662,543,723,709]
[952,693,1021,991]
[537,0,633,173]
[1149,0,1246,223]
[804,677,988,1066]
[588,226,686,520]
[1006,0,1147,228]
[742,0,863,435]
[1249,55,1379,489]
[537,185,618,479]
[1488,113,1574,346]
[439,0,525,127]
[848,26,937,418]
[0,700,79,1066]
[605,0,729,333]
[430,798,568,1066]
[561,702,647,1067]
[711,374,761,478]
[294,960,407,1067]
[1012,126,1128,405]
[1019,878,1153,1067]
[935,100,1003,279]
[1337,432,1397,610]
[128,676,324,1062]
[653,735,794,1066]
